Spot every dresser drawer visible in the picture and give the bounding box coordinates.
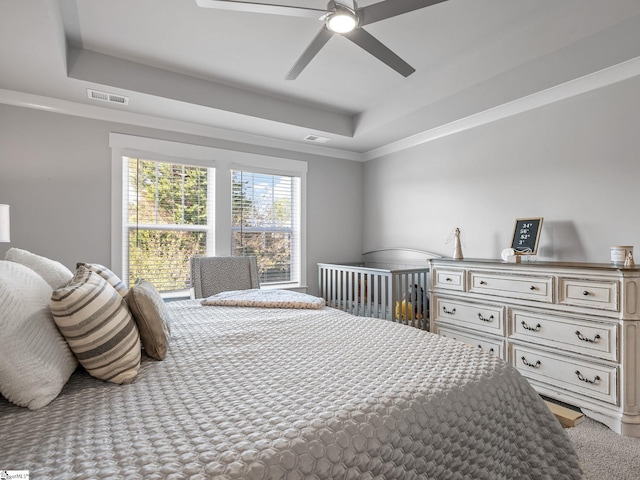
[469,271,553,303]
[432,268,465,291]
[437,326,505,358]
[509,309,618,362]
[434,297,504,335]
[559,278,619,311]
[512,345,617,405]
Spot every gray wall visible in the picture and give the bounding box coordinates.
[0,104,364,295]
[363,75,640,263]
[4,71,638,293]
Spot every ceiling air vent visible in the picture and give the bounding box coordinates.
[87,89,129,105]
[303,134,330,144]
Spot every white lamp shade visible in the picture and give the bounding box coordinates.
[0,204,10,242]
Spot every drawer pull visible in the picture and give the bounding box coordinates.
[445,277,452,282]
[478,313,494,322]
[575,370,601,385]
[479,280,487,285]
[521,321,541,332]
[521,356,541,368]
[583,291,590,296]
[529,285,536,291]
[478,345,495,355]
[442,306,456,315]
[575,331,601,343]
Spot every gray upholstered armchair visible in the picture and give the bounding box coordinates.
[190,256,260,299]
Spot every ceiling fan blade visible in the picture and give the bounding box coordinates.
[359,0,447,26]
[195,0,324,19]
[344,28,415,77]
[285,27,334,80]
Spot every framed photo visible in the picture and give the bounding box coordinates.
[511,218,543,254]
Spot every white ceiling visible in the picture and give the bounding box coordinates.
[2,0,640,159]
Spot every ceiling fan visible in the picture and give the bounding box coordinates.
[196,0,447,80]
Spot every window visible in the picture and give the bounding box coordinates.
[110,134,307,294]
[232,170,300,284]
[124,158,211,292]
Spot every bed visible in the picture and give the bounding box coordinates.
[0,251,582,479]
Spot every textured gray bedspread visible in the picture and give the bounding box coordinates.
[0,300,581,479]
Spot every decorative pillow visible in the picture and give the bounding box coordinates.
[5,247,73,289]
[0,260,77,409]
[201,288,326,309]
[77,262,128,297]
[51,265,141,384]
[125,279,171,360]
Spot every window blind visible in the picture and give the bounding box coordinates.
[123,157,212,292]
[231,170,300,285]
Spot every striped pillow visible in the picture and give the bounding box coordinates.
[51,265,141,384]
[77,262,128,297]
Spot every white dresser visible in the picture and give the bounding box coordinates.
[429,258,640,437]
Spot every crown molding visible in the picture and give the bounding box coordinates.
[3,54,639,164]
[363,56,640,161]
[0,89,364,162]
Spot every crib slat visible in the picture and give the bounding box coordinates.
[371,273,378,319]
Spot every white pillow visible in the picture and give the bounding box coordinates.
[4,247,73,289]
[0,260,78,409]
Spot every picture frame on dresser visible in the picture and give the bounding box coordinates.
[511,217,543,254]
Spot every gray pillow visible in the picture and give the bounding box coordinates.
[126,279,171,360]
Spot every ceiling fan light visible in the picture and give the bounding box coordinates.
[326,11,357,33]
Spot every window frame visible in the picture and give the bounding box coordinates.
[231,170,301,286]
[122,158,213,293]
[110,133,308,291]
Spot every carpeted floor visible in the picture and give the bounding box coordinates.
[565,416,640,479]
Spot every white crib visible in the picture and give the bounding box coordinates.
[318,249,440,330]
